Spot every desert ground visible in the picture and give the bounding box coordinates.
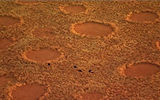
[0,0,160,100]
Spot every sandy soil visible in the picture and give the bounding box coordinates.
[0,0,160,100]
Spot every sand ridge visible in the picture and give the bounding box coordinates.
[156,41,160,50]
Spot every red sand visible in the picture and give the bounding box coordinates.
[126,11,159,23]
[72,22,114,37]
[0,76,9,87]
[32,27,55,38]
[15,0,39,4]
[12,84,45,100]
[0,1,160,100]
[23,48,61,63]
[0,38,13,55]
[125,62,160,77]
[0,27,5,31]
[77,93,104,100]
[60,5,86,14]
[0,39,12,50]
[0,16,20,26]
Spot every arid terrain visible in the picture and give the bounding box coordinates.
[0,0,160,100]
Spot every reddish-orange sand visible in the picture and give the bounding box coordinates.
[0,38,13,55]
[0,16,20,26]
[72,22,114,37]
[0,76,9,87]
[32,27,55,38]
[12,84,45,100]
[0,39,12,50]
[15,0,39,4]
[126,11,159,23]
[0,1,160,100]
[77,93,103,100]
[125,62,160,77]
[60,5,86,14]
[23,48,61,63]
[0,27,5,31]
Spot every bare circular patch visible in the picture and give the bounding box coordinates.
[71,21,115,37]
[23,48,61,63]
[125,62,160,77]
[126,11,159,23]
[0,16,21,27]
[12,84,45,100]
[0,27,5,31]
[0,76,9,87]
[60,5,86,14]
[32,27,55,38]
[15,0,40,4]
[77,93,103,100]
[0,38,13,54]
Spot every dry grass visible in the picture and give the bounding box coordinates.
[0,0,160,100]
